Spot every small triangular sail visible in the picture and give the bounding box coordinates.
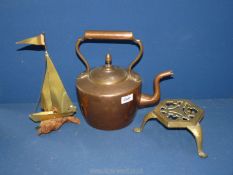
[16,33,45,46]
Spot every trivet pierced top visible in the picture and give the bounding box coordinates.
[154,99,204,128]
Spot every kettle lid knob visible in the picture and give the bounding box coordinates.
[105,53,112,66]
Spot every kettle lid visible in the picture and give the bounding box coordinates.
[89,53,128,85]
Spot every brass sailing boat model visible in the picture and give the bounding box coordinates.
[17,33,80,134]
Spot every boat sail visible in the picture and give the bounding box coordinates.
[16,33,79,134]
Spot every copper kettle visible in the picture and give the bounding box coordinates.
[75,31,173,130]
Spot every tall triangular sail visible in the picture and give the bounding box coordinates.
[42,52,75,114]
[16,33,76,122]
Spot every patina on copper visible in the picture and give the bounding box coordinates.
[75,30,173,130]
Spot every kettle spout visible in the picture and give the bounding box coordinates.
[139,70,173,107]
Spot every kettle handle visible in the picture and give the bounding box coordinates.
[75,30,143,74]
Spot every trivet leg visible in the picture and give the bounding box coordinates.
[134,111,157,133]
[187,123,208,158]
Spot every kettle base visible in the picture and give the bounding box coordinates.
[84,117,134,131]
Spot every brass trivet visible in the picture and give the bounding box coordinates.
[134,99,207,158]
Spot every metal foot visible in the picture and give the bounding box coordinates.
[187,123,208,158]
[134,111,157,133]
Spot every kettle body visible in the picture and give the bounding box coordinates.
[77,69,141,130]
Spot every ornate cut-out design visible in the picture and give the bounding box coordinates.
[160,100,198,121]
